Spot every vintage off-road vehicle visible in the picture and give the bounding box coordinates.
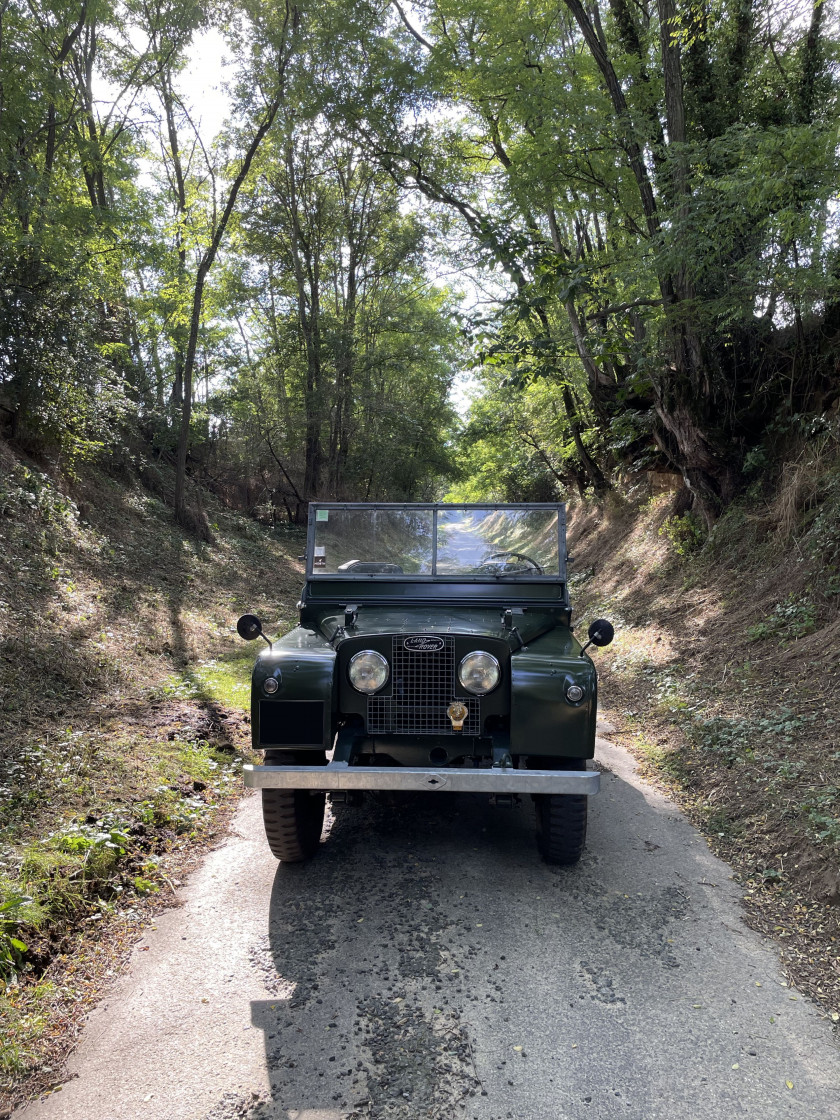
[238,503,613,865]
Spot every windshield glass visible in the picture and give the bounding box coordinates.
[310,506,562,577]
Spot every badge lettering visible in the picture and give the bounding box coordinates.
[404,635,444,653]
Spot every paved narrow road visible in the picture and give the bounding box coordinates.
[22,733,840,1120]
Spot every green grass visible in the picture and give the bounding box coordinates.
[0,980,57,1086]
[158,646,256,709]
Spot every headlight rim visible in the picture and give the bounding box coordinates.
[458,649,501,696]
[348,649,390,694]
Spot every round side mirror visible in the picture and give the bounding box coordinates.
[237,613,264,641]
[588,619,615,647]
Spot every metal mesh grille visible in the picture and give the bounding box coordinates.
[367,636,480,735]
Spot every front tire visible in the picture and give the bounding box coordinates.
[528,756,589,866]
[534,794,588,865]
[261,751,326,862]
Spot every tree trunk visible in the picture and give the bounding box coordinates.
[173,13,295,526]
[564,0,741,520]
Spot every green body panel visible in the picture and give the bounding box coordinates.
[302,579,568,608]
[509,628,597,759]
[252,627,336,749]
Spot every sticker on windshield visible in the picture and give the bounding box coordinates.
[313,545,326,568]
[404,635,444,653]
[316,509,329,521]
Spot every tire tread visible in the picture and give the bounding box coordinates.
[260,750,326,862]
[535,794,587,865]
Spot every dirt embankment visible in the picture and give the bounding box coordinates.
[0,441,305,1115]
[567,486,840,1020]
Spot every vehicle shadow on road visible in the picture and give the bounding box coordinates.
[247,791,545,1117]
[245,777,698,1119]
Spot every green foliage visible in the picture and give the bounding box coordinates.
[3,0,840,512]
[0,893,33,982]
[687,709,817,768]
[801,794,840,848]
[659,513,705,558]
[349,0,840,501]
[447,367,585,502]
[0,770,227,981]
[0,462,78,524]
[228,125,463,507]
[132,876,160,895]
[747,595,818,643]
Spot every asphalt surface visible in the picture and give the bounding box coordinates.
[21,729,840,1120]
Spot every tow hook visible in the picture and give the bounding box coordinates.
[447,701,468,731]
[489,794,517,808]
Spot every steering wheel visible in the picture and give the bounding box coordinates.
[479,550,544,574]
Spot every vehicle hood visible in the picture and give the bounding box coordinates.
[314,605,562,649]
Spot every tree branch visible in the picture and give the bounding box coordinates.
[391,0,434,51]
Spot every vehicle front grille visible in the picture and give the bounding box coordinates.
[367,635,480,736]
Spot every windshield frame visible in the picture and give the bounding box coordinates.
[304,503,567,582]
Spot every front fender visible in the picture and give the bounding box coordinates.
[510,628,597,759]
[252,627,336,750]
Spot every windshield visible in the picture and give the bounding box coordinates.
[309,505,563,578]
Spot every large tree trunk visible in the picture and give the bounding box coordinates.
[564,0,740,521]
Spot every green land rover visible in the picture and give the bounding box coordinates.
[238,503,613,865]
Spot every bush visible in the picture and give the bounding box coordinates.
[659,512,704,557]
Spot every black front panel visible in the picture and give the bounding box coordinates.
[367,635,480,736]
[259,700,325,746]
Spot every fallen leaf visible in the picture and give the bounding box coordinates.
[786,1081,793,1090]
[513,1045,523,1052]
[732,1063,739,1070]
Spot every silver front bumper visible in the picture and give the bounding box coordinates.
[244,762,599,795]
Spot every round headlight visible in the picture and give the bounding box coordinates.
[566,684,585,703]
[349,650,389,694]
[458,651,501,696]
[263,677,279,695]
